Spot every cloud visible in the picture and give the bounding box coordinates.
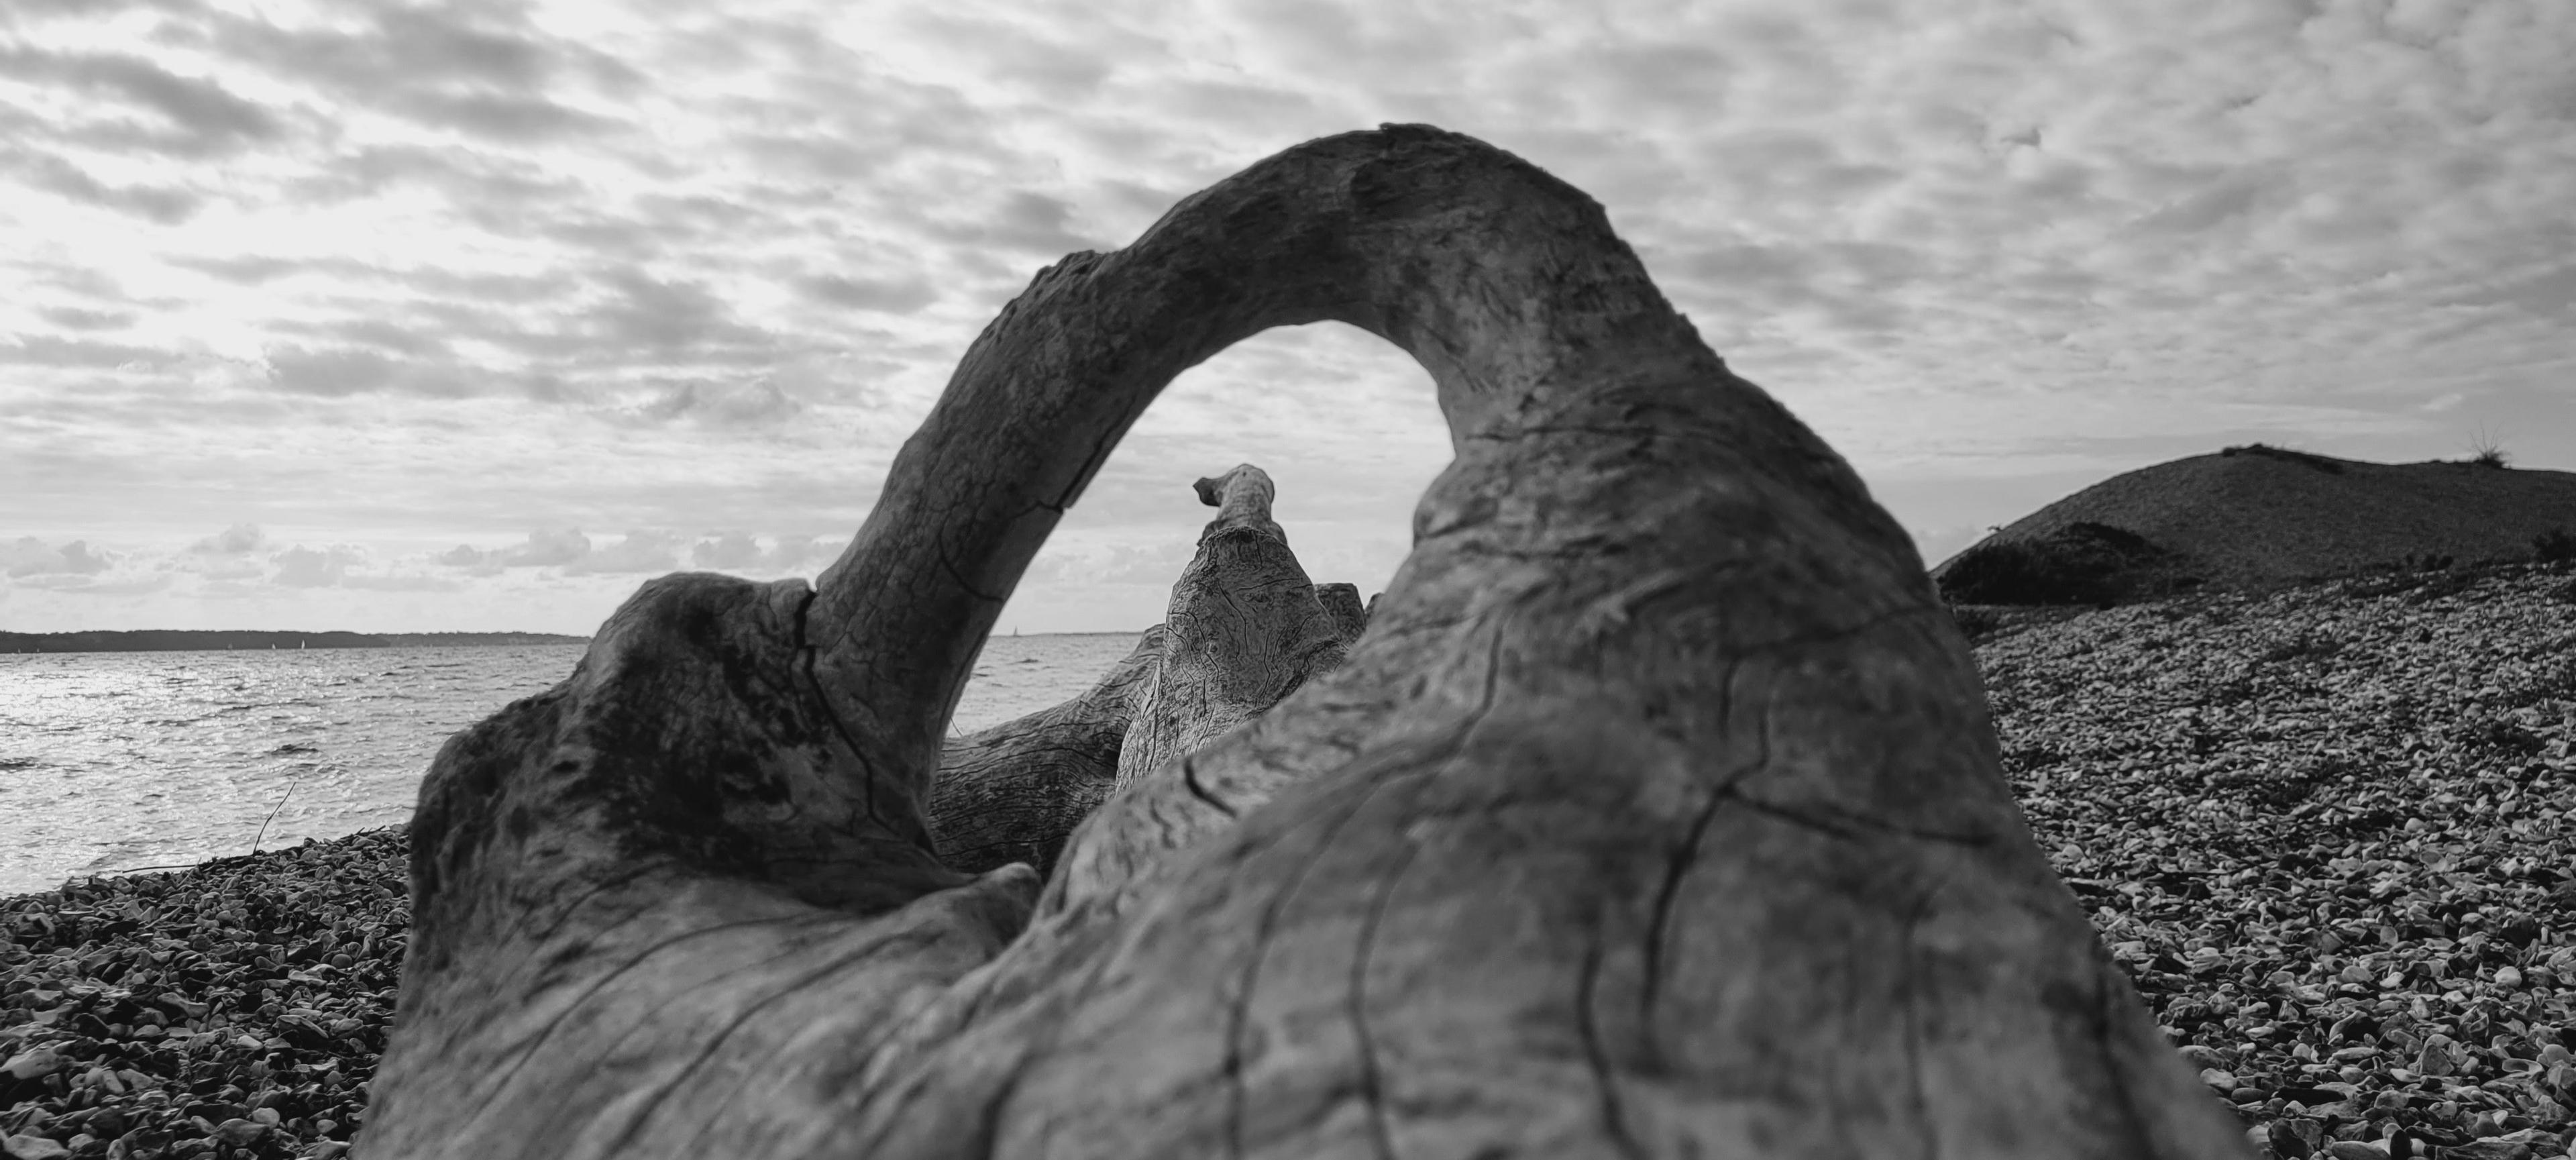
[392,91,615,143]
[508,529,592,567]
[691,531,763,570]
[14,572,173,596]
[994,191,1106,255]
[341,573,462,592]
[767,535,839,571]
[65,53,278,145]
[798,274,938,314]
[0,333,179,369]
[213,3,633,142]
[270,544,365,588]
[941,191,1109,257]
[167,256,303,285]
[38,306,137,331]
[0,44,281,154]
[2129,170,2275,237]
[587,269,764,353]
[262,331,475,397]
[565,530,681,574]
[329,7,556,90]
[250,543,459,590]
[894,11,1120,104]
[195,558,265,582]
[436,528,595,569]
[265,346,403,397]
[322,317,449,358]
[1024,539,1198,587]
[637,381,802,427]
[686,532,839,573]
[190,524,266,555]
[7,152,201,223]
[3,537,113,578]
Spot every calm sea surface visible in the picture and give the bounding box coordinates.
[0,633,1140,896]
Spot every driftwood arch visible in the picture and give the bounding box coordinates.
[364,125,2250,1158]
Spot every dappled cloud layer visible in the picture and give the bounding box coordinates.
[5,0,2574,632]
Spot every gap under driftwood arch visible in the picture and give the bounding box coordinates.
[995,318,1443,638]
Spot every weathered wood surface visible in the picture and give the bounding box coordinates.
[1114,464,1354,790]
[363,124,2251,1159]
[926,627,1164,877]
[1316,582,1367,642]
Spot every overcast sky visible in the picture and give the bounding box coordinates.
[3,0,2571,636]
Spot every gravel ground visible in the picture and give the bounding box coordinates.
[3,832,405,1160]
[6,559,2574,1159]
[1982,561,2576,1159]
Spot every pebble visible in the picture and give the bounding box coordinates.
[1985,564,2576,1159]
[2,1134,70,1159]
[1,1049,61,1080]
[2,827,407,1159]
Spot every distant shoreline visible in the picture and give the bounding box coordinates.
[0,629,592,653]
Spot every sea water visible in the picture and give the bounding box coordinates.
[0,633,1140,896]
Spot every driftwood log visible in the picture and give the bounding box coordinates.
[363,125,2252,1158]
[1114,464,1355,790]
[925,627,1163,878]
[1316,582,1367,643]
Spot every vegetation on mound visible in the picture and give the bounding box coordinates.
[2469,429,2513,471]
[1939,519,2204,607]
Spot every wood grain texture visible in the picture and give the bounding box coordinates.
[363,124,2254,1159]
[926,627,1164,878]
[1316,582,1368,643]
[1115,465,1352,791]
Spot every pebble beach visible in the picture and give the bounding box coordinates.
[5,562,2575,1159]
[1983,561,2576,1159]
[3,831,405,1160]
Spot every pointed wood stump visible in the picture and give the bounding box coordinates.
[361,124,2253,1159]
[928,466,1355,880]
[1116,464,1353,790]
